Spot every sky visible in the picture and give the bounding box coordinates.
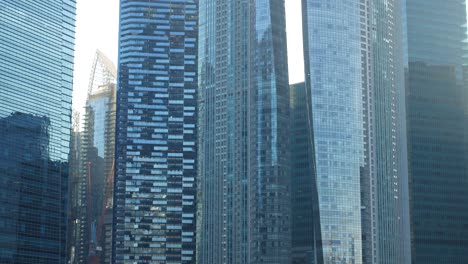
[72,0,304,112]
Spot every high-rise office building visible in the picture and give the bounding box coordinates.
[68,51,117,264]
[301,0,410,263]
[405,1,468,263]
[372,1,412,263]
[197,1,291,263]
[290,82,318,264]
[114,1,198,263]
[68,50,117,264]
[82,82,116,264]
[0,1,76,263]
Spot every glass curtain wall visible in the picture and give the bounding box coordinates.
[197,0,291,263]
[301,0,410,263]
[405,0,468,263]
[0,1,76,263]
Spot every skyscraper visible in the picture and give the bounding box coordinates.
[69,50,117,264]
[114,1,198,263]
[290,82,318,264]
[82,81,116,264]
[301,0,410,263]
[371,1,411,263]
[0,1,76,263]
[197,1,291,263]
[404,1,468,263]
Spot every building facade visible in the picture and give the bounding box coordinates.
[81,82,116,264]
[0,1,76,263]
[371,0,411,262]
[68,111,83,263]
[114,1,198,263]
[301,0,410,263]
[82,51,117,264]
[68,51,117,264]
[405,1,468,263]
[290,82,319,264]
[196,0,291,263]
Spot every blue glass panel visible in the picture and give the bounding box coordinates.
[0,1,76,263]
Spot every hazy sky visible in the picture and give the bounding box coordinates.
[72,0,304,112]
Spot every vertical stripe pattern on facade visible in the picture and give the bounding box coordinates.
[301,0,411,263]
[0,1,76,263]
[197,1,291,263]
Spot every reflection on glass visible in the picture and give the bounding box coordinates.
[406,0,468,263]
[0,1,76,263]
[197,1,291,263]
[302,0,410,263]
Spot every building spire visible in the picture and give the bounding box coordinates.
[87,50,116,98]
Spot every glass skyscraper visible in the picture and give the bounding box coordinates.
[114,1,198,263]
[405,1,468,263]
[290,82,319,264]
[371,1,411,263]
[68,50,117,264]
[301,0,410,263]
[82,81,116,264]
[0,1,76,263]
[197,0,291,263]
